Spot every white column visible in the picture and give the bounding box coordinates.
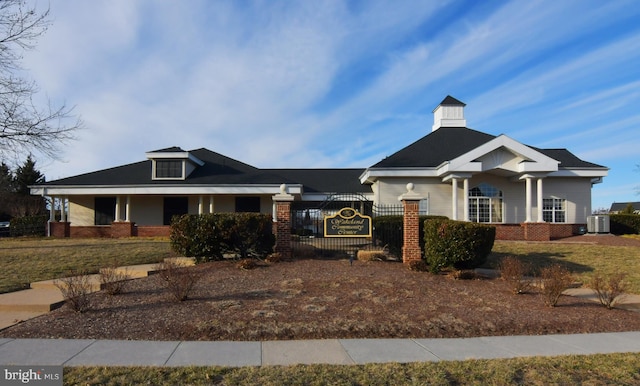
[451,178,458,221]
[60,197,67,222]
[537,178,544,222]
[198,196,204,215]
[525,177,532,223]
[209,196,214,214]
[115,196,122,222]
[125,195,131,222]
[49,197,56,222]
[463,178,469,221]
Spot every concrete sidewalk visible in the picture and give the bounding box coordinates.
[1,332,640,367]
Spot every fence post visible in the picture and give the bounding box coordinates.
[399,183,423,264]
[273,184,294,258]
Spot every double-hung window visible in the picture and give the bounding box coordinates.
[543,198,566,223]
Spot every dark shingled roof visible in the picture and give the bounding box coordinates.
[609,202,640,212]
[373,127,495,168]
[372,127,605,169]
[438,95,466,107]
[42,148,367,194]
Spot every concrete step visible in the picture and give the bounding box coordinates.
[30,274,102,292]
[0,288,65,313]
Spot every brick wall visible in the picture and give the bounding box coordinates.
[70,226,112,238]
[49,222,70,237]
[135,226,171,237]
[494,224,524,240]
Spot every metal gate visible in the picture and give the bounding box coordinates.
[290,193,403,258]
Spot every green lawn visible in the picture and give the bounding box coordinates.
[63,353,640,385]
[0,237,172,293]
[488,240,640,294]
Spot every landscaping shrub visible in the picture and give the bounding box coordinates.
[499,256,534,295]
[590,272,627,309]
[539,264,573,307]
[170,213,275,262]
[9,215,47,237]
[407,259,429,272]
[610,214,640,235]
[423,219,496,273]
[54,269,94,312]
[99,262,130,296]
[236,258,258,270]
[155,260,203,302]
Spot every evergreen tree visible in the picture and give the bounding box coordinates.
[14,156,45,195]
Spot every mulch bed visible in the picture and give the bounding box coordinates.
[2,237,640,341]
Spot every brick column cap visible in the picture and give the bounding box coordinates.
[273,183,295,202]
[398,182,424,201]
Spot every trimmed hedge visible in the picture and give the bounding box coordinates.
[170,213,275,263]
[423,219,496,273]
[610,214,640,235]
[10,215,47,237]
[373,215,448,256]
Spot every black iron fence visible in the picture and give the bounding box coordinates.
[290,195,404,259]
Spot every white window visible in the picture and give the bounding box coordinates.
[153,160,184,180]
[543,198,566,223]
[469,183,503,223]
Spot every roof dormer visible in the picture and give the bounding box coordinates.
[145,147,205,180]
[432,95,467,132]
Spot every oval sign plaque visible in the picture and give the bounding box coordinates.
[324,207,372,237]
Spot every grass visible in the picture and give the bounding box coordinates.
[0,237,172,293]
[63,353,640,385]
[488,241,640,294]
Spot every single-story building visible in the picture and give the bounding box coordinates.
[30,96,608,240]
[609,202,640,214]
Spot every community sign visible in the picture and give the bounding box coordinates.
[324,207,372,237]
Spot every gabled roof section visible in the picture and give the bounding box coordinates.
[372,127,495,168]
[436,95,466,108]
[439,134,560,175]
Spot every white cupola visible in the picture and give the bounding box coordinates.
[432,95,467,132]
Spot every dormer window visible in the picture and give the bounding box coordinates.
[155,159,184,179]
[146,147,204,181]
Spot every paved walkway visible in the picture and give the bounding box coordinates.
[1,332,640,367]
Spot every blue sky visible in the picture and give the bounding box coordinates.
[22,0,640,211]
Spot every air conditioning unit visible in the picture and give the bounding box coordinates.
[587,215,610,234]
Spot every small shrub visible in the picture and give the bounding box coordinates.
[265,253,282,263]
[356,250,386,261]
[99,263,130,295]
[407,260,429,272]
[54,270,94,312]
[155,260,202,301]
[539,264,573,307]
[590,273,627,309]
[499,256,533,294]
[237,259,258,270]
[424,219,496,273]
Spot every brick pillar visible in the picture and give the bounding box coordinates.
[273,184,294,258]
[111,221,134,238]
[49,221,70,237]
[399,182,424,264]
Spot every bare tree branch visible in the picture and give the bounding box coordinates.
[0,0,82,161]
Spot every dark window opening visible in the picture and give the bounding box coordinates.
[156,160,183,179]
[235,196,261,213]
[95,197,116,225]
[164,197,189,225]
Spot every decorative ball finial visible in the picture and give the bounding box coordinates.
[280,184,287,195]
[406,182,414,193]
